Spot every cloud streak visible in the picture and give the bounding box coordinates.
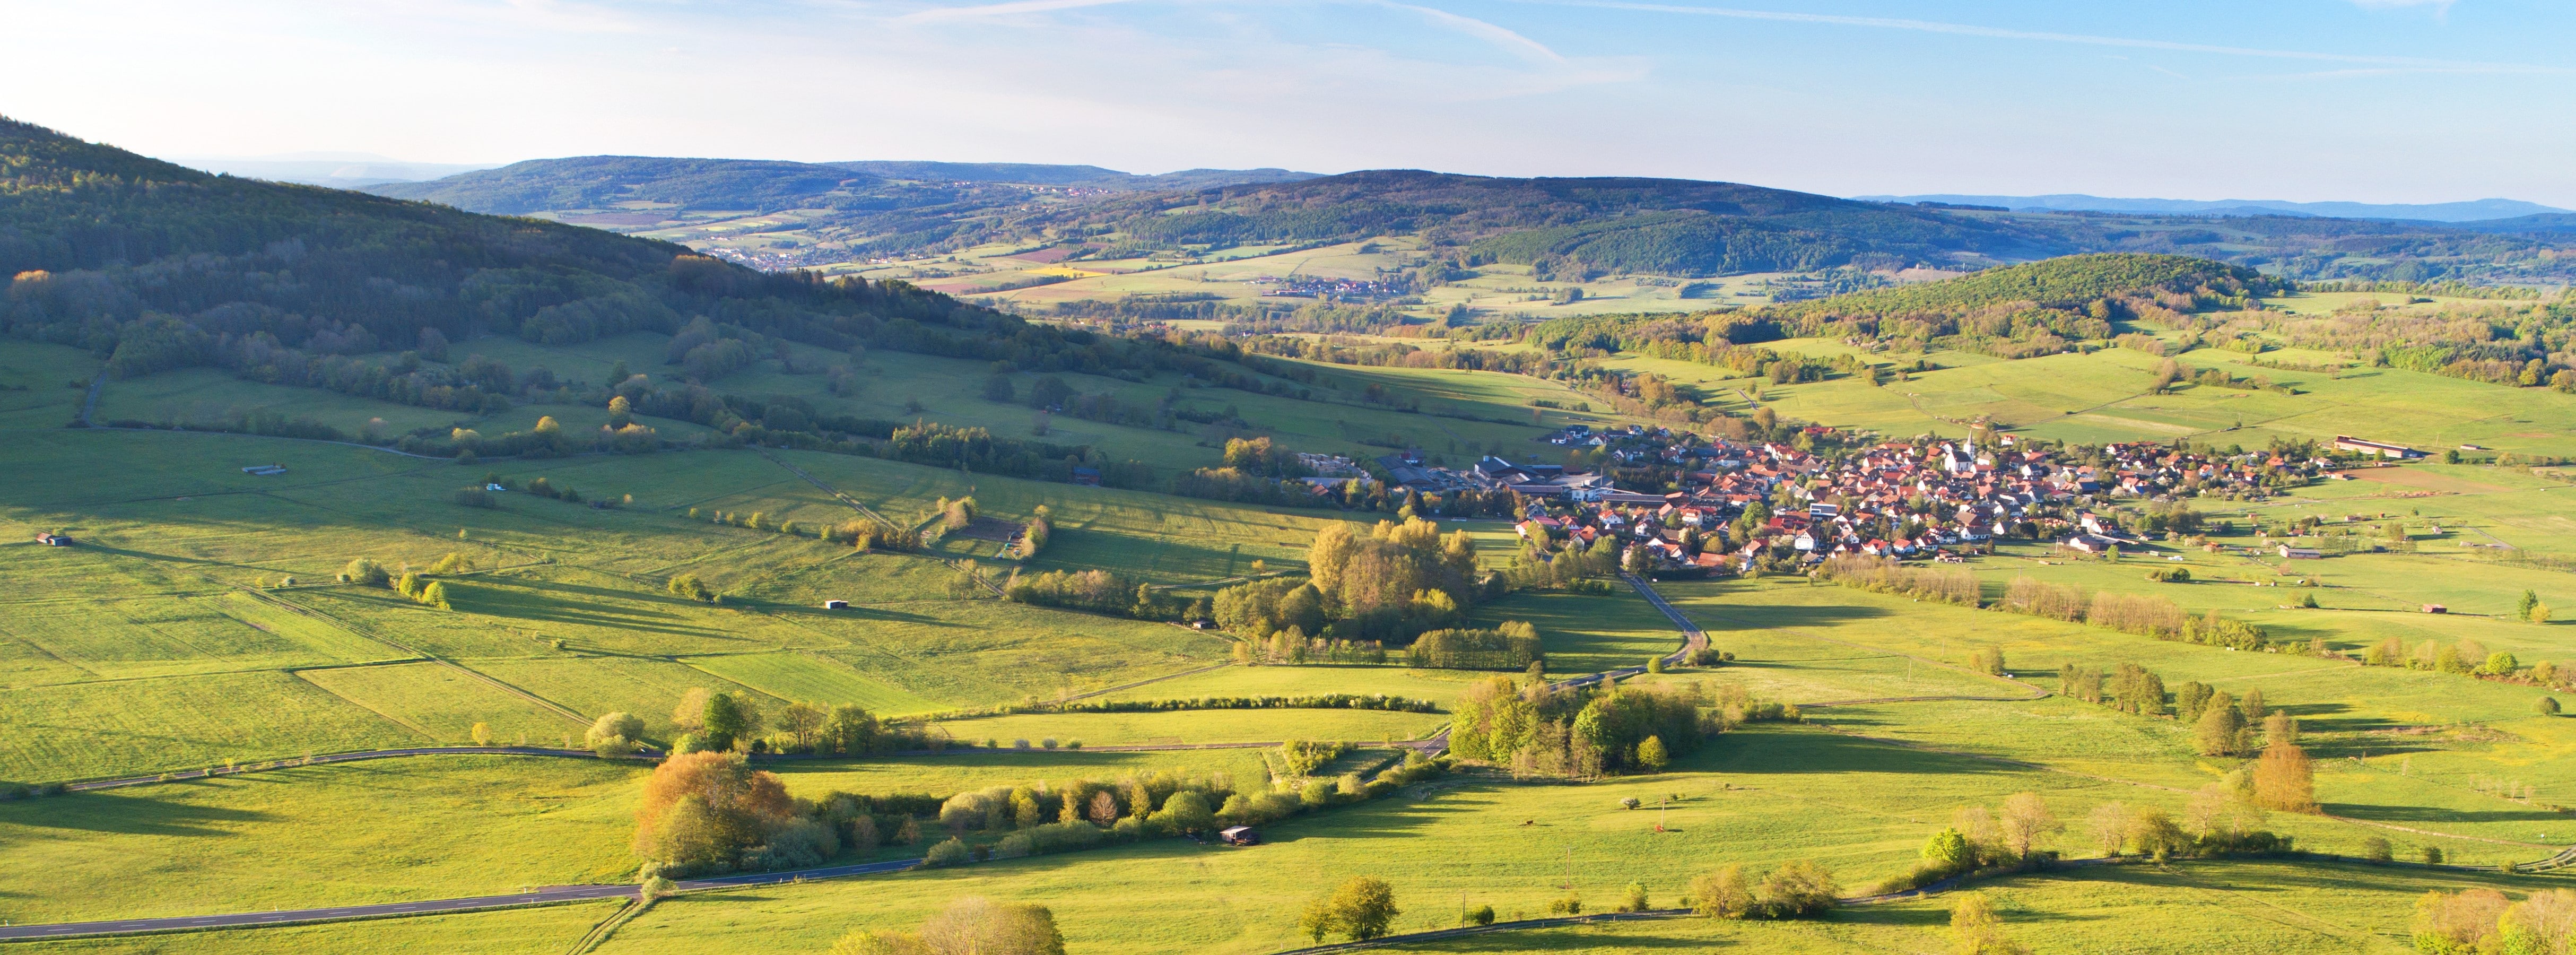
[1520,0,2570,75]
[901,0,1566,63]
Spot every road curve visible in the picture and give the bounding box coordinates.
[0,859,923,942]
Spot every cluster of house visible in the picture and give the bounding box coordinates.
[1256,275,1402,302]
[1380,428,2336,575]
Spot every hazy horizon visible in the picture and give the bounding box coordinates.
[8,0,2570,206]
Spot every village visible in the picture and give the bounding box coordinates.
[1359,424,2359,576]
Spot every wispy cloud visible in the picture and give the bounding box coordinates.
[902,0,1568,63]
[1517,0,2566,75]
[897,0,1138,22]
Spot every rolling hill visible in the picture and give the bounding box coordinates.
[0,116,1275,455]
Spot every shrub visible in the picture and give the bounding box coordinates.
[1467,905,1494,926]
[2413,888,2508,954]
[2361,837,2392,863]
[994,832,1034,859]
[587,711,646,756]
[1754,860,1838,918]
[343,558,390,587]
[451,487,494,508]
[668,574,715,602]
[924,837,972,867]
[1619,882,1649,913]
[2542,697,2563,716]
[1689,865,1754,918]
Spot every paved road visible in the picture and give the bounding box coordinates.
[0,859,923,942]
[1621,572,1709,667]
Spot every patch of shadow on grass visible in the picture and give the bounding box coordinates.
[1397,928,1733,951]
[1693,728,2021,776]
[0,792,272,838]
[1700,603,1893,635]
[2321,803,2569,824]
[444,586,737,639]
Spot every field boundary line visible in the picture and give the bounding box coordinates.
[58,746,652,792]
[289,668,448,743]
[756,448,900,529]
[1051,661,1235,704]
[246,586,594,728]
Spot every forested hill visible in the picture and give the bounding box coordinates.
[0,117,1251,395]
[1767,254,2284,321]
[1525,254,2294,364]
[1743,254,2287,358]
[1051,170,2064,276]
[368,157,882,215]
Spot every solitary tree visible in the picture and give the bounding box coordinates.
[1298,896,1339,943]
[1636,735,1669,772]
[2252,740,2318,812]
[2085,802,2132,857]
[1328,876,1400,941]
[1998,792,2060,860]
[2195,702,2248,757]
[702,692,760,751]
[1948,891,2030,955]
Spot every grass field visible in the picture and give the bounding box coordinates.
[0,757,641,924]
[23,902,625,955]
[3,428,1379,782]
[923,709,1449,748]
[18,327,2576,952]
[1606,338,2576,456]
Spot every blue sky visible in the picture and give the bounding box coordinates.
[3,0,2569,203]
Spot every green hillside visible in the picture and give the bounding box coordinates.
[0,116,1332,473]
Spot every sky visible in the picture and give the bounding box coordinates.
[3,0,2571,204]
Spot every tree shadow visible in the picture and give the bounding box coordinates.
[1702,603,1892,635]
[0,790,272,839]
[1686,730,2020,776]
[2325,803,2567,823]
[1402,929,1732,951]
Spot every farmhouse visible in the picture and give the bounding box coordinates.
[2063,534,2120,554]
[2278,544,2323,559]
[2332,436,2424,459]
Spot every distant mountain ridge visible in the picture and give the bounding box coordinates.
[1857,193,2569,223]
[369,157,1317,214]
[824,161,1317,190]
[168,153,500,189]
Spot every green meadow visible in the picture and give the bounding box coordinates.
[8,324,2576,953]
